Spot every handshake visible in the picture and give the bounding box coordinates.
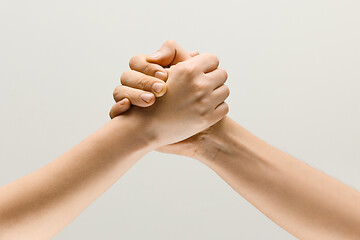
[1,40,359,240]
[109,40,230,158]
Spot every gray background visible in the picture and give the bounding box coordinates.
[0,0,359,239]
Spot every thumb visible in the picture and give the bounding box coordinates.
[146,40,192,67]
[109,98,131,119]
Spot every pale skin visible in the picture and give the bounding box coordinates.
[0,51,229,239]
[111,40,360,240]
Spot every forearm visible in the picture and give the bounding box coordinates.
[196,117,360,240]
[0,115,153,240]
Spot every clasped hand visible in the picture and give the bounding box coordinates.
[110,40,230,154]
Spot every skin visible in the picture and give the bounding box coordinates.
[111,40,360,240]
[0,52,229,240]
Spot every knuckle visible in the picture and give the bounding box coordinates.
[164,39,177,47]
[199,97,210,107]
[142,63,152,74]
[204,53,219,67]
[136,77,152,90]
[129,55,141,69]
[192,81,206,92]
[194,96,211,117]
[182,64,196,75]
[109,109,114,119]
[193,89,206,101]
[120,70,132,85]
[223,103,229,115]
[113,86,121,99]
[223,85,230,97]
[212,56,220,67]
[196,105,209,117]
[220,69,228,81]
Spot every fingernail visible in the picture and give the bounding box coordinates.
[140,93,154,103]
[152,83,165,93]
[154,71,166,80]
[149,51,161,59]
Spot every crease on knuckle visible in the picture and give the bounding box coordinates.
[142,63,152,75]
[136,78,152,90]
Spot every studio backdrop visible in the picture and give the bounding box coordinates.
[0,0,359,239]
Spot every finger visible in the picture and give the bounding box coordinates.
[188,53,220,73]
[121,70,167,97]
[109,98,131,119]
[210,84,230,108]
[205,68,228,89]
[129,54,168,81]
[215,102,229,116]
[113,85,155,107]
[146,40,192,66]
[208,102,229,125]
[189,51,199,57]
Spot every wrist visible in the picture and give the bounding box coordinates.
[110,111,160,154]
[193,116,245,163]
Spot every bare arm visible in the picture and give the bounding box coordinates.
[0,115,153,240]
[113,40,360,240]
[193,117,360,240]
[0,52,229,240]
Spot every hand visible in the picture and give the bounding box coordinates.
[111,40,229,157]
[109,40,198,118]
[122,52,229,148]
